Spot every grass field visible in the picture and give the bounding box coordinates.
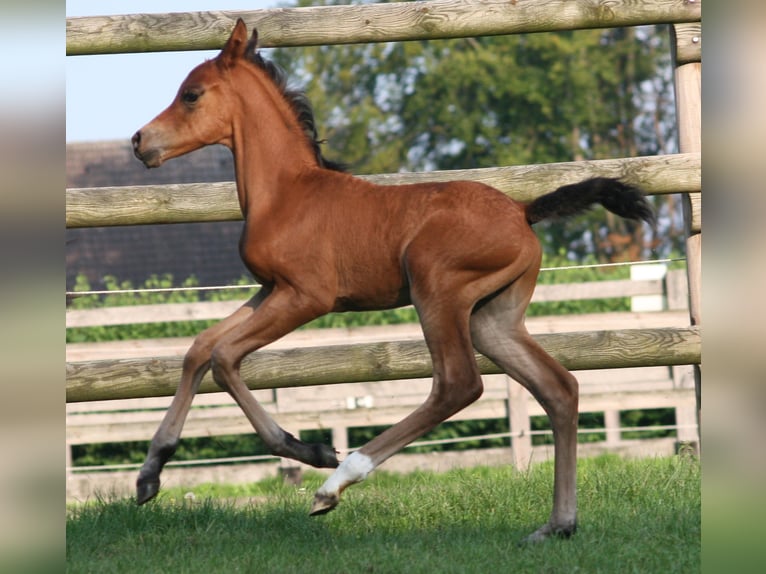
[66,455,700,573]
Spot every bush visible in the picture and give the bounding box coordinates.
[68,253,665,343]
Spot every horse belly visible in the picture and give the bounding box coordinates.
[333,289,411,312]
[331,246,411,312]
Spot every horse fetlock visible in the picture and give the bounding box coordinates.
[281,432,339,468]
[312,442,340,468]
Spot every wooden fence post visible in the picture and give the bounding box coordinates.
[604,410,622,447]
[507,378,531,470]
[671,20,702,438]
[665,268,698,449]
[332,425,349,456]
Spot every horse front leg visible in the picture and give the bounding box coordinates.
[136,293,266,505]
[208,286,339,469]
[136,350,209,504]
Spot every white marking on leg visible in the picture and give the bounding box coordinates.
[317,451,374,495]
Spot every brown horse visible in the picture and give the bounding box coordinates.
[132,19,654,542]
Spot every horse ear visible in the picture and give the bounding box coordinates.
[245,28,259,58]
[217,18,249,69]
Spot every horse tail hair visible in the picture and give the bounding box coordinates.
[524,177,656,226]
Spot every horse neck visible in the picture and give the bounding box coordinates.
[230,68,318,216]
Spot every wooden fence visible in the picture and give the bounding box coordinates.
[66,270,698,499]
[66,1,702,495]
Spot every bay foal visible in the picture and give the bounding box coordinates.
[132,20,654,542]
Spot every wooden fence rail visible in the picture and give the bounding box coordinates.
[66,0,701,56]
[66,153,700,228]
[67,326,700,403]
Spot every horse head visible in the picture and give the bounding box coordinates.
[132,19,256,167]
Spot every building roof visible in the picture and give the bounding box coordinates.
[66,140,250,292]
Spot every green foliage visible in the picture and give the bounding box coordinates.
[67,252,654,344]
[72,434,272,469]
[67,456,700,573]
[277,2,674,171]
[620,407,676,440]
[67,274,256,343]
[271,3,681,260]
[347,410,637,453]
[529,252,630,316]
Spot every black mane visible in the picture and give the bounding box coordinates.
[246,50,346,172]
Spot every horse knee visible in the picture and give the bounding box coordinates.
[184,329,218,367]
[210,345,237,388]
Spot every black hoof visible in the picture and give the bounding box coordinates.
[136,475,160,505]
[309,492,339,516]
[519,521,577,545]
[284,432,340,469]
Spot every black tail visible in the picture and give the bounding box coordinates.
[525,177,656,226]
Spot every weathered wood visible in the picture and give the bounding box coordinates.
[685,233,701,327]
[66,153,701,228]
[675,65,702,233]
[66,0,702,56]
[671,22,702,235]
[508,380,532,470]
[670,54,701,308]
[670,22,701,428]
[66,326,700,402]
[672,22,701,65]
[665,269,689,311]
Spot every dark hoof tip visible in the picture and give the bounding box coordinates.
[136,477,160,505]
[309,492,339,516]
[519,522,577,545]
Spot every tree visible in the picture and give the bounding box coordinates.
[271,0,682,261]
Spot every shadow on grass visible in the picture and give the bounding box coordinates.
[67,457,700,574]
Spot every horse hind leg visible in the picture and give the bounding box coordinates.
[311,293,484,515]
[470,280,579,542]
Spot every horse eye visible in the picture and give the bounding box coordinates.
[181,91,200,105]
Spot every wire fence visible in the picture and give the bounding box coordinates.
[67,421,698,473]
[65,257,686,300]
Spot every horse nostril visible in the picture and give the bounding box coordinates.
[132,131,141,149]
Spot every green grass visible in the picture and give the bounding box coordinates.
[66,455,700,573]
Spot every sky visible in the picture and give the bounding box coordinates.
[66,1,279,142]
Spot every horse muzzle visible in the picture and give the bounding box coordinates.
[131,130,163,168]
